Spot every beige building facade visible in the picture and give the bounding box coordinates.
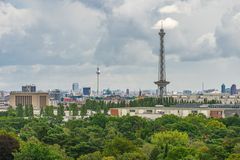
[110,105,240,119]
[9,92,49,109]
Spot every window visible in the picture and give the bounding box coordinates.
[192,110,198,114]
[158,111,165,115]
[146,110,153,113]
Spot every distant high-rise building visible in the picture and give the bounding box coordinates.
[231,84,237,95]
[0,91,4,98]
[22,85,36,92]
[221,84,226,93]
[126,89,130,96]
[183,90,192,95]
[49,89,62,102]
[139,90,142,97]
[72,83,79,92]
[103,89,112,96]
[83,87,91,96]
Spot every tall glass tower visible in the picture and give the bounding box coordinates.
[221,84,226,93]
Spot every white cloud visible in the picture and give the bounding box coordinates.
[119,39,157,65]
[0,66,17,74]
[159,3,191,14]
[0,2,35,38]
[176,32,219,61]
[152,18,179,29]
[0,0,106,66]
[233,12,240,26]
[159,5,180,14]
[195,33,216,49]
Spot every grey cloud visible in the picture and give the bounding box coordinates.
[75,0,124,13]
[1,0,240,91]
[215,5,240,58]
[2,0,239,68]
[94,18,155,66]
[0,0,105,66]
[92,0,165,66]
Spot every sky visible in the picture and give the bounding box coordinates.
[0,0,240,92]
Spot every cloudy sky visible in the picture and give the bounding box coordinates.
[0,0,239,92]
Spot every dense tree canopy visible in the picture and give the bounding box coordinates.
[14,137,71,160]
[0,130,19,160]
[1,108,240,159]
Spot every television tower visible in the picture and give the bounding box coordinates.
[154,22,170,97]
[96,67,100,96]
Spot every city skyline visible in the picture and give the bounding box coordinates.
[0,0,240,91]
[2,81,239,94]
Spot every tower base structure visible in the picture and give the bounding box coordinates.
[154,80,170,97]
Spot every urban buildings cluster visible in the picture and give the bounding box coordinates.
[221,83,239,95]
[0,82,240,109]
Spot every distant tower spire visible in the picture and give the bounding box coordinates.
[154,22,170,97]
[202,82,205,93]
[96,67,100,96]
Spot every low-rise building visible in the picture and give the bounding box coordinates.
[0,98,8,108]
[110,104,240,119]
[9,92,49,109]
[170,94,240,104]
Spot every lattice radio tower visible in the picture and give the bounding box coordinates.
[154,22,170,97]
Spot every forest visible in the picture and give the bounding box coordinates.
[1,105,240,160]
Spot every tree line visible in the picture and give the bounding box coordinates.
[3,97,222,119]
